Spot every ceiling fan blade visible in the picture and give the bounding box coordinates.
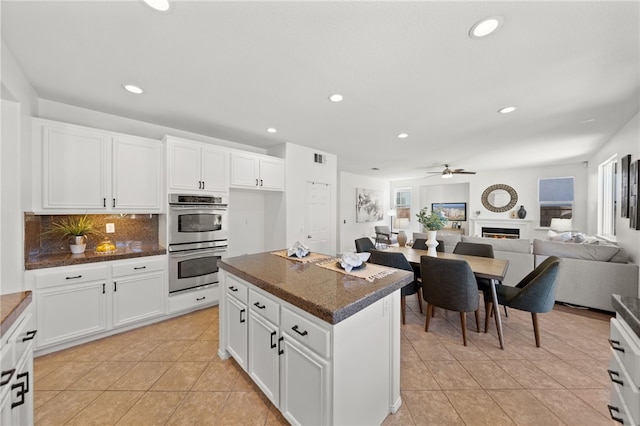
[452,170,476,174]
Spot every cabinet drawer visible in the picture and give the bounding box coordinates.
[610,377,637,426]
[34,264,108,289]
[226,276,248,304]
[610,317,640,384]
[112,256,165,277]
[168,284,219,314]
[281,307,330,359]
[248,289,279,325]
[609,351,640,425]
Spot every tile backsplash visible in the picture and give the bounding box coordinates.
[25,213,160,256]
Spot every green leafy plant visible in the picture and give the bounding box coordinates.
[45,214,102,239]
[415,207,448,231]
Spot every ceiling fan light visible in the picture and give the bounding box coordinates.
[442,171,454,179]
[469,16,503,39]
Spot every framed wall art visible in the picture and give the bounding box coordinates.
[356,188,384,223]
[621,154,631,218]
[431,202,467,221]
[630,159,640,230]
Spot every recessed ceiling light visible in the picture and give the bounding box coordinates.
[498,105,517,114]
[580,118,595,124]
[123,84,144,95]
[142,0,171,12]
[329,94,343,102]
[397,133,409,139]
[266,128,277,133]
[469,16,504,39]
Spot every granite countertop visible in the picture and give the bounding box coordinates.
[612,294,640,338]
[220,251,414,325]
[25,243,167,270]
[1,291,32,338]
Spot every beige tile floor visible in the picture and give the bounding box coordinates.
[33,300,617,425]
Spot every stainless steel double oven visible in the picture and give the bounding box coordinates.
[168,194,228,294]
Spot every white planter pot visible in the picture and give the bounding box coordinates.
[69,236,87,254]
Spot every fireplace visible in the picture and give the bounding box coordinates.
[482,227,520,239]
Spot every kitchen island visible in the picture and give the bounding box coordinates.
[218,251,414,426]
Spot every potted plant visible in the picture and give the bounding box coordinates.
[415,207,448,255]
[45,214,102,254]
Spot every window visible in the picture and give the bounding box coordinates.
[598,155,617,238]
[538,177,574,227]
[394,188,411,229]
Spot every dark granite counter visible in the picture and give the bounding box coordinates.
[612,294,640,338]
[220,252,414,325]
[25,243,166,270]
[1,291,32,338]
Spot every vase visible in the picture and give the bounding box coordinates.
[425,230,439,257]
[69,235,87,254]
[397,230,407,247]
[517,205,527,219]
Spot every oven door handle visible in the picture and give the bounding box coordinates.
[169,206,227,211]
[170,249,227,258]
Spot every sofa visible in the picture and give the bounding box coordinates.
[533,238,639,312]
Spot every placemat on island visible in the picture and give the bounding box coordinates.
[315,258,397,282]
[271,250,332,263]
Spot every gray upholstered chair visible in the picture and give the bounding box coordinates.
[453,241,498,316]
[413,238,444,252]
[374,226,397,247]
[484,256,561,347]
[355,237,375,253]
[420,255,480,346]
[369,249,422,324]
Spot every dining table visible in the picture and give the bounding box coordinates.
[384,246,510,349]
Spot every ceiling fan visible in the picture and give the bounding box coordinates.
[427,164,477,179]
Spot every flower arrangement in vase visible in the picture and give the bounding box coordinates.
[415,207,448,255]
[45,214,102,254]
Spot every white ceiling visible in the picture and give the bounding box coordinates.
[2,1,639,180]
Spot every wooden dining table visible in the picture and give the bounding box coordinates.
[384,246,510,349]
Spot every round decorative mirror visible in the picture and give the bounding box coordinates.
[481,184,518,213]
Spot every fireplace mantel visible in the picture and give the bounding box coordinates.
[469,218,533,240]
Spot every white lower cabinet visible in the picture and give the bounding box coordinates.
[1,302,36,426]
[220,271,399,426]
[609,316,640,425]
[32,256,166,351]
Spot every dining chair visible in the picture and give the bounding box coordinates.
[374,226,397,247]
[369,249,422,324]
[413,238,444,252]
[354,237,375,253]
[452,241,500,317]
[484,256,561,347]
[420,255,480,346]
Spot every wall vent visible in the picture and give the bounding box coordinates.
[313,153,326,164]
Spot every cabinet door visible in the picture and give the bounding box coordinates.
[201,146,229,193]
[168,139,202,192]
[42,123,109,209]
[280,336,330,426]
[112,271,165,328]
[259,158,284,191]
[112,136,162,211]
[36,281,108,348]
[248,312,279,405]
[230,153,260,188]
[225,296,248,370]
[6,349,33,426]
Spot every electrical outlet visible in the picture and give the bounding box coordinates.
[106,223,115,233]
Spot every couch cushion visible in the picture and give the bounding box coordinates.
[461,236,531,254]
[533,239,629,263]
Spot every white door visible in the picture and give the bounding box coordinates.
[304,182,331,255]
[112,272,165,328]
[225,296,248,370]
[248,312,279,405]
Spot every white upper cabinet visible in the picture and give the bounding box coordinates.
[112,136,162,210]
[33,119,163,213]
[166,136,229,194]
[230,152,284,191]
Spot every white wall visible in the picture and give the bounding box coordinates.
[281,143,338,254]
[587,113,640,264]
[338,171,390,254]
[1,41,39,294]
[391,162,589,241]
